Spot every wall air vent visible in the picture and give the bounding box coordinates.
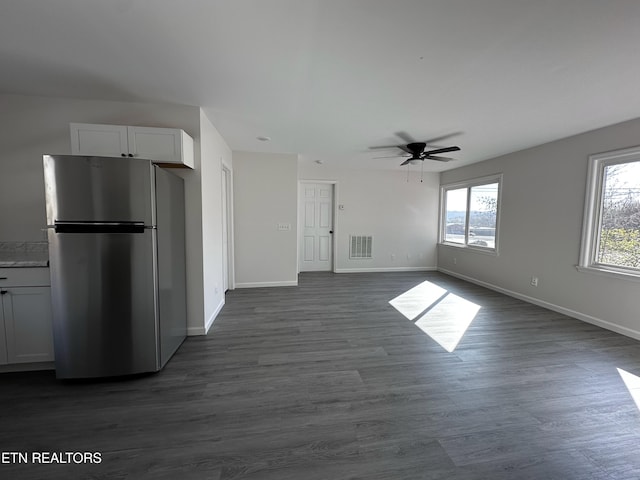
[349,235,373,259]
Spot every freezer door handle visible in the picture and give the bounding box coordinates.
[53,221,146,234]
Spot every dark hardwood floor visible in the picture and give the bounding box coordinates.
[2,271,640,479]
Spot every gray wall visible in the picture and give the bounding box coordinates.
[231,156,440,287]
[298,163,439,272]
[438,117,640,339]
[233,151,299,287]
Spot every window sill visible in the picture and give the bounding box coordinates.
[438,242,498,256]
[575,265,640,283]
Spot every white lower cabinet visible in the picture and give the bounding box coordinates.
[0,304,6,364]
[0,268,54,368]
[1,287,54,363]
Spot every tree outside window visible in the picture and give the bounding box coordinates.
[580,147,640,279]
[441,176,501,252]
[597,161,640,269]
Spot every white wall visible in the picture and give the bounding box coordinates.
[438,117,640,339]
[0,93,216,334]
[198,109,232,333]
[233,151,298,287]
[298,163,439,272]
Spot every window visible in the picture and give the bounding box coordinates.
[440,174,502,252]
[579,147,640,279]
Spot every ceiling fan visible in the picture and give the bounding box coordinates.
[370,132,461,165]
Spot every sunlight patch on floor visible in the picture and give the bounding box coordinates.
[389,281,481,352]
[618,368,640,410]
[414,293,481,352]
[388,281,447,321]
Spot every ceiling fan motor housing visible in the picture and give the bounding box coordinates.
[407,142,426,159]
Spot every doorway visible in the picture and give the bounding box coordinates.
[299,182,335,272]
[221,166,233,291]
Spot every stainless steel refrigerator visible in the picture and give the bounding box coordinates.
[43,155,187,379]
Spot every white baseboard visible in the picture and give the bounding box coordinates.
[205,297,225,334]
[187,325,207,336]
[187,297,226,336]
[438,267,640,342]
[334,266,437,274]
[235,280,298,288]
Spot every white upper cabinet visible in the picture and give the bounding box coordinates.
[70,123,129,158]
[70,123,194,168]
[127,126,194,167]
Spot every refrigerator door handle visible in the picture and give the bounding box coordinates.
[53,221,146,234]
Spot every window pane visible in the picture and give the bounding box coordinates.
[445,188,467,244]
[469,183,498,249]
[597,161,640,269]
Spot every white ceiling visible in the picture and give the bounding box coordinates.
[1,0,640,171]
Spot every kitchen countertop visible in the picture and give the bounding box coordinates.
[0,242,49,268]
[0,260,49,267]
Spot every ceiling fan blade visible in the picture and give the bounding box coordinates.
[369,144,404,150]
[425,146,460,155]
[424,131,463,146]
[395,131,415,143]
[423,155,454,162]
[373,154,409,159]
[370,144,413,154]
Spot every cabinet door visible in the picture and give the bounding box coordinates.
[70,123,129,157]
[3,287,54,364]
[127,126,184,163]
[0,297,7,365]
[128,127,194,167]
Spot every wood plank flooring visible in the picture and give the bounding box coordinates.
[1,271,640,479]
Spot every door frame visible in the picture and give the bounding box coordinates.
[297,180,339,273]
[222,165,235,291]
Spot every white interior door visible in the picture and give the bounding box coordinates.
[221,167,230,291]
[299,183,334,272]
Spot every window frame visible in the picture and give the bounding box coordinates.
[439,173,503,254]
[578,146,640,281]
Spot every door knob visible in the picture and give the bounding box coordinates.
[329,230,334,234]
[0,290,8,295]
[121,153,126,157]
